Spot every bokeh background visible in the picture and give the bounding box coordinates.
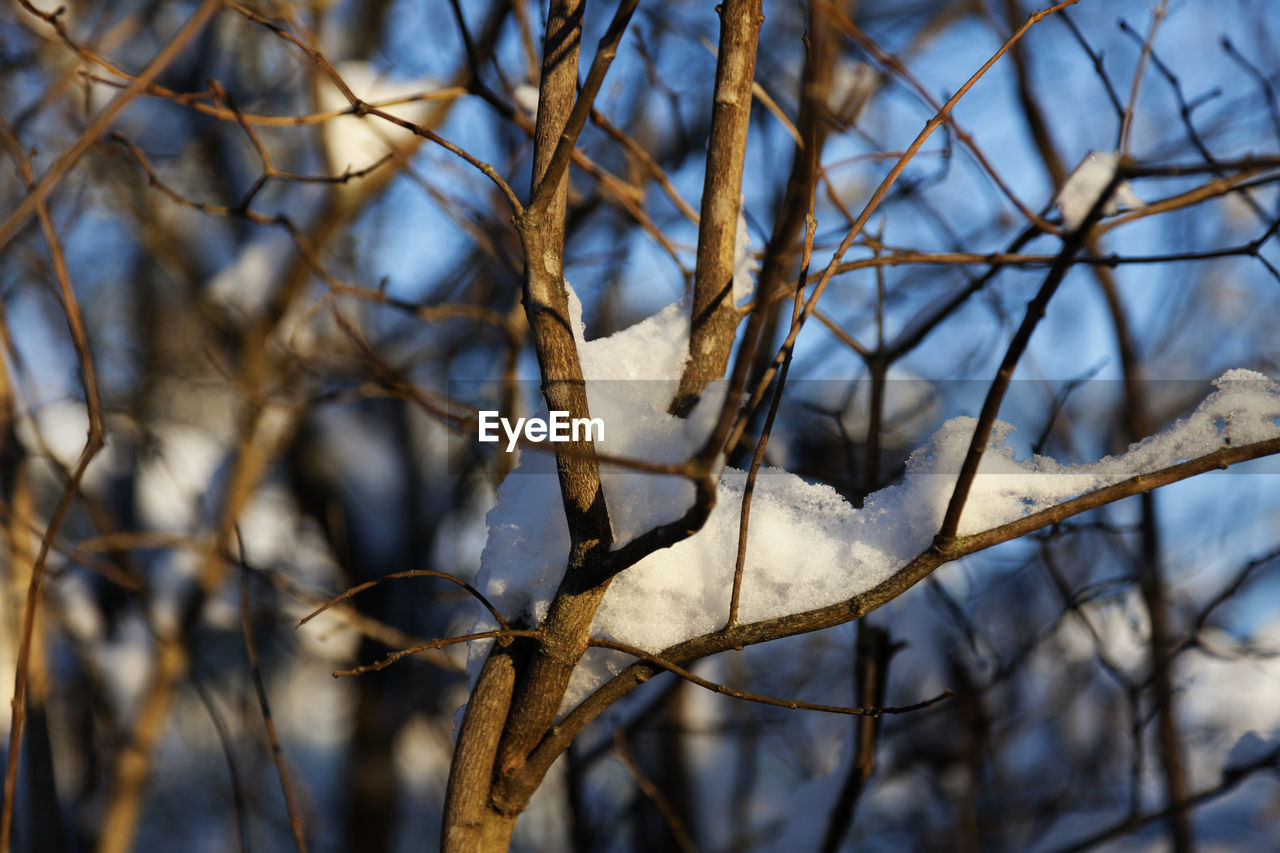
[1,0,1279,850]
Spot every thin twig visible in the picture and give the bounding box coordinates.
[611,728,700,853]
[934,165,1122,551]
[1117,0,1168,155]
[528,0,642,216]
[0,0,223,255]
[298,568,511,632]
[238,534,308,853]
[712,0,1081,468]
[819,2,1058,234]
[222,0,523,213]
[0,111,108,850]
[586,636,951,718]
[335,629,542,677]
[726,213,815,627]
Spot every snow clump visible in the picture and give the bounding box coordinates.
[1055,150,1144,229]
[471,291,1280,711]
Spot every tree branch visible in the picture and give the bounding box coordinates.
[670,0,764,416]
[501,434,1280,806]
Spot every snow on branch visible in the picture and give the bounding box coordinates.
[1055,150,1144,229]
[473,293,1280,708]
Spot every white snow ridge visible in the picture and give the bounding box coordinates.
[471,290,1280,712]
[1055,150,1144,229]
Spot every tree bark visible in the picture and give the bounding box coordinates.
[671,0,764,416]
[442,649,520,853]
[443,1,617,847]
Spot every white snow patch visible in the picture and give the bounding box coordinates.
[393,712,456,794]
[18,401,126,493]
[275,661,356,749]
[92,614,154,722]
[514,83,540,117]
[472,288,1280,710]
[1054,587,1151,676]
[55,574,106,642]
[1181,617,1280,740]
[1055,151,1145,229]
[136,424,226,532]
[826,62,877,121]
[317,60,439,174]
[207,235,290,318]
